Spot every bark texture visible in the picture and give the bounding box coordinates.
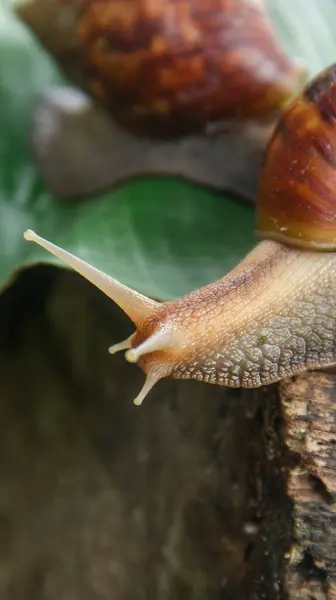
[280,374,336,599]
[0,267,334,599]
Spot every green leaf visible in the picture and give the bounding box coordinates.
[1,0,336,300]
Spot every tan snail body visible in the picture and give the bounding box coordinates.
[24,66,336,405]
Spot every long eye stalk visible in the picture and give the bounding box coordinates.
[23,230,158,325]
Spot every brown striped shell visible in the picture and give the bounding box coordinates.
[257,64,336,251]
[77,0,304,136]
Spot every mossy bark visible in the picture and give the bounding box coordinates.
[0,268,334,599]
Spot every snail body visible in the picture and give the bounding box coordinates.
[77,0,304,135]
[24,65,336,405]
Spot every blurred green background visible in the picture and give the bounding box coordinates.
[1,0,336,301]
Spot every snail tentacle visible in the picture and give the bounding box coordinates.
[23,230,158,325]
[108,335,135,355]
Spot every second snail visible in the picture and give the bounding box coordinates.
[24,64,336,405]
[15,0,307,202]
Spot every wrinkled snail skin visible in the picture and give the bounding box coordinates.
[22,65,336,405]
[158,242,336,388]
[77,0,305,135]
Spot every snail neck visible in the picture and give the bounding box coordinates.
[168,240,336,387]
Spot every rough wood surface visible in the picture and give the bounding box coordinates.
[0,267,334,599]
[280,374,336,600]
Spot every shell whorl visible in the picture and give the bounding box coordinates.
[77,0,304,135]
[257,63,336,251]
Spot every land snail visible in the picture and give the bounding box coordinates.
[16,0,308,201]
[24,64,336,406]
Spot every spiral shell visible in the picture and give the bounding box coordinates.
[77,0,304,136]
[257,64,336,251]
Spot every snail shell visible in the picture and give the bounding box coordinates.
[257,64,336,250]
[77,0,305,135]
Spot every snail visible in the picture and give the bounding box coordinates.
[15,0,306,201]
[16,0,305,137]
[23,64,336,406]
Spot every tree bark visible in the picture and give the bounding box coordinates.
[280,374,336,599]
[0,268,334,599]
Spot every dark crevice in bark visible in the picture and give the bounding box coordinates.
[307,475,334,506]
[297,552,328,586]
